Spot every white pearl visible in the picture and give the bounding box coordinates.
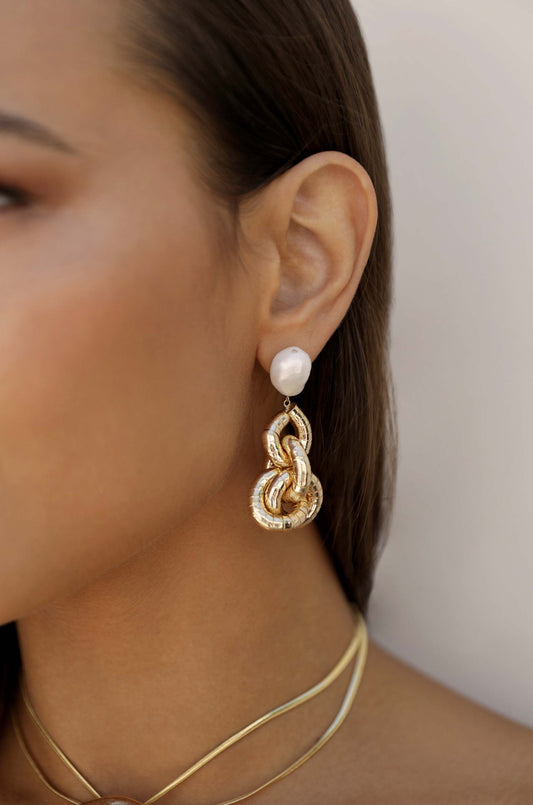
[269,346,312,396]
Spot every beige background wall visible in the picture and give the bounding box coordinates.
[355,0,533,727]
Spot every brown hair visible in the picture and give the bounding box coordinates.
[0,0,397,732]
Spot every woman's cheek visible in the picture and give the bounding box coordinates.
[0,218,239,621]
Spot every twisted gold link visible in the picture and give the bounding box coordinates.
[250,402,323,530]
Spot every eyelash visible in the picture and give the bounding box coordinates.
[0,182,32,211]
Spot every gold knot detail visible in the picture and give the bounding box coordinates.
[83,800,144,804]
[250,403,323,530]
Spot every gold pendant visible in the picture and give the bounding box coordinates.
[250,402,323,530]
[83,799,144,804]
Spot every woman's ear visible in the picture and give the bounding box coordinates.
[237,150,378,373]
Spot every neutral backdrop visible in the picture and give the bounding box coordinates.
[356,0,533,728]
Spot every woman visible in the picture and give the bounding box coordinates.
[0,1,532,803]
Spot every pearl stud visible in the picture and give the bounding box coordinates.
[269,346,312,396]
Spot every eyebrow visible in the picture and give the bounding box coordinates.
[0,110,79,154]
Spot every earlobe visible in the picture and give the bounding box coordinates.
[247,150,378,373]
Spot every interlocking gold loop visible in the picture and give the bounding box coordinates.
[250,402,323,530]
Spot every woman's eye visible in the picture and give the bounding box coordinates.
[0,183,31,211]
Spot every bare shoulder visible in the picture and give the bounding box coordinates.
[329,637,533,804]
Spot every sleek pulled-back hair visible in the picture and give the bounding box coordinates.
[0,0,397,732]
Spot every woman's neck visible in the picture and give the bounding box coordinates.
[9,467,359,804]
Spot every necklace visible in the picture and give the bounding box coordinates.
[11,608,368,805]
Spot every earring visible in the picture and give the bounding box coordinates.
[249,346,323,530]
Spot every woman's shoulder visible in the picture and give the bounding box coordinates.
[331,637,533,804]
